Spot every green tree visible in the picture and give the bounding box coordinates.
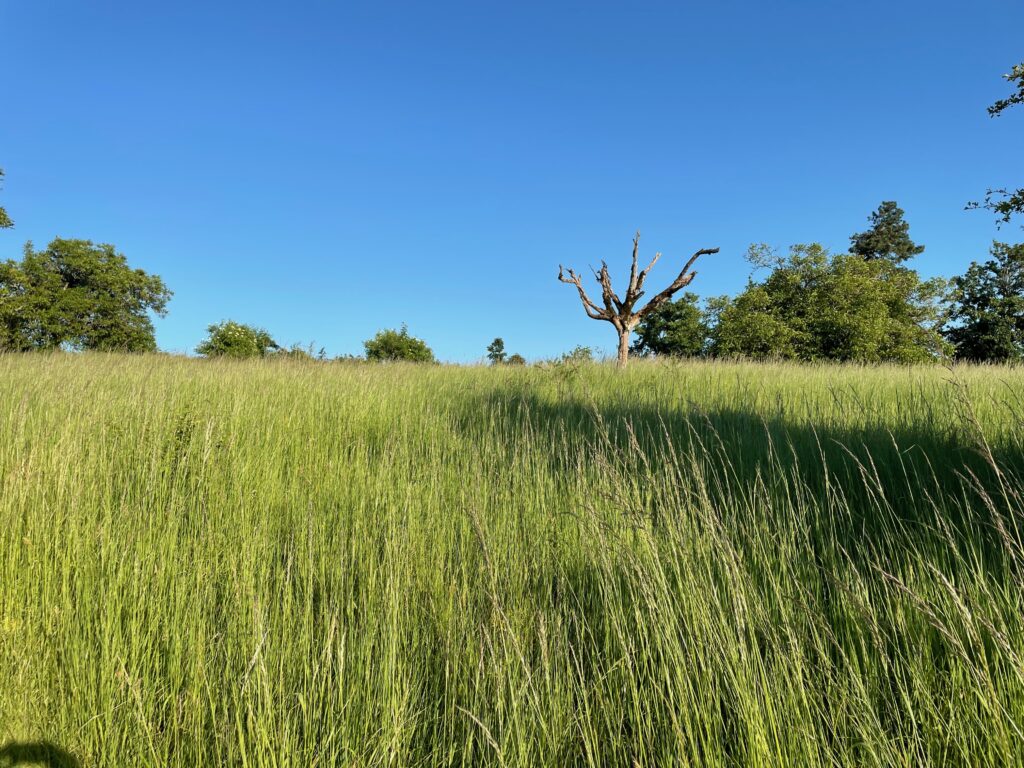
[507,353,526,366]
[945,242,1024,361]
[970,62,1024,227]
[364,325,434,362]
[707,287,799,359]
[631,292,707,357]
[0,168,12,230]
[849,201,924,263]
[0,238,171,352]
[709,244,948,362]
[486,337,506,364]
[196,321,278,358]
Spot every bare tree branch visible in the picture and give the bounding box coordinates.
[636,248,719,319]
[595,261,623,315]
[558,265,609,320]
[624,250,661,315]
[635,251,661,294]
[627,232,641,296]
[558,237,718,366]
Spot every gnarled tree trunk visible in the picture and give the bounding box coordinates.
[616,328,631,368]
[558,232,718,368]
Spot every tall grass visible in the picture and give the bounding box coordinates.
[1,354,1022,766]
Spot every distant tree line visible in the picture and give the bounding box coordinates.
[630,203,951,363]
[566,199,1022,365]
[1,61,1021,364]
[568,61,1024,366]
[629,205,1023,364]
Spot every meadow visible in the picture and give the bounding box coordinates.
[1,353,1023,767]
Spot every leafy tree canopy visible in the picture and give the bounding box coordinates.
[0,238,171,352]
[507,353,526,366]
[989,62,1024,117]
[196,321,278,358]
[709,243,948,363]
[946,241,1024,362]
[970,62,1024,227]
[849,201,924,263]
[974,189,1024,228]
[364,325,434,362]
[631,292,707,357]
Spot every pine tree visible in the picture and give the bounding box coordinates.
[849,201,924,263]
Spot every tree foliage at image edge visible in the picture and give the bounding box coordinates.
[0,238,171,352]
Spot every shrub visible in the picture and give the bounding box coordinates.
[196,321,278,358]
[560,345,594,364]
[363,325,434,362]
[274,342,326,362]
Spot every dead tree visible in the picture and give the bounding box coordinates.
[558,232,718,368]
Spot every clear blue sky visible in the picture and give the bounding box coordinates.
[2,1,1021,360]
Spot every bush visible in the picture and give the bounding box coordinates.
[363,325,434,362]
[274,342,326,362]
[196,321,278,358]
[560,345,594,364]
[507,353,526,366]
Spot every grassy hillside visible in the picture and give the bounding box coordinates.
[1,354,1023,766]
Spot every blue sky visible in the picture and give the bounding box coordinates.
[2,1,1021,360]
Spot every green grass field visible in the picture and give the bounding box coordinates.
[1,354,1023,766]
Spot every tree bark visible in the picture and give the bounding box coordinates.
[617,329,631,368]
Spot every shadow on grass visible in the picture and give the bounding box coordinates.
[455,383,1024,568]
[0,742,81,768]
